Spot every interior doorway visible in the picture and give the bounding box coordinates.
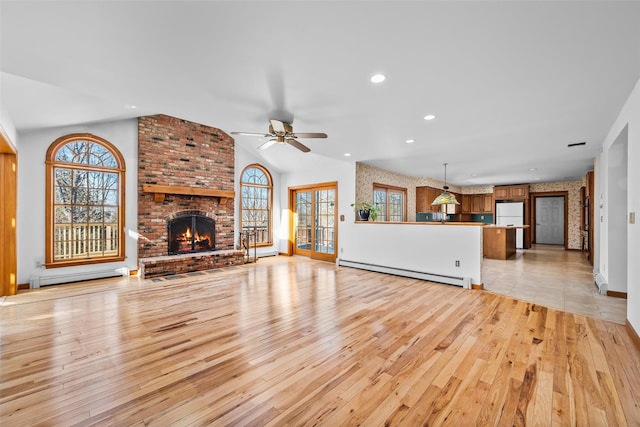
[606,125,628,295]
[535,196,565,245]
[531,192,568,249]
[289,182,337,262]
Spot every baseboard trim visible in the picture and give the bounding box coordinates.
[626,320,640,352]
[17,283,29,290]
[129,269,138,276]
[472,283,484,290]
[607,290,628,299]
[278,252,289,256]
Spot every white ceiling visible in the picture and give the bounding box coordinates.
[2,1,640,186]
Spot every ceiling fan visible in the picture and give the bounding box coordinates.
[231,119,327,153]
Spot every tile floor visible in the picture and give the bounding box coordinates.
[482,244,627,324]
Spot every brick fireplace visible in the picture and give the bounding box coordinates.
[137,114,243,278]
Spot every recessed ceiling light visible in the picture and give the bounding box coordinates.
[405,139,415,144]
[528,168,537,171]
[370,74,386,83]
[534,177,541,181]
[344,153,351,157]
[424,114,436,121]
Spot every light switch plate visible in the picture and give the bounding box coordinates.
[630,212,636,224]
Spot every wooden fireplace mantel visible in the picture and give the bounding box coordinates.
[142,184,235,204]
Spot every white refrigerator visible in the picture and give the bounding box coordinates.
[496,201,524,249]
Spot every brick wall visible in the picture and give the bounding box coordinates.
[137,114,235,259]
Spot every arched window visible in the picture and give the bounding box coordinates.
[240,164,273,246]
[45,133,126,267]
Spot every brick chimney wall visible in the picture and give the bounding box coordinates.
[137,114,235,259]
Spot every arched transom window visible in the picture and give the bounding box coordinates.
[45,133,126,267]
[240,164,273,246]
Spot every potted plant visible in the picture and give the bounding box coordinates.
[351,201,380,221]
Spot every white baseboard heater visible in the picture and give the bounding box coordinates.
[594,272,607,294]
[29,268,129,289]
[338,259,471,289]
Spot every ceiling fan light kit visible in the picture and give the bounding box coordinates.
[231,119,327,153]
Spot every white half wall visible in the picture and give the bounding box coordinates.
[598,76,640,332]
[340,222,483,287]
[17,119,138,285]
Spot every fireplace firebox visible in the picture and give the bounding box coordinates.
[168,214,215,255]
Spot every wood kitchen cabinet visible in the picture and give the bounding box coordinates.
[461,193,493,214]
[482,194,493,212]
[416,186,429,212]
[417,186,461,214]
[462,195,472,213]
[472,195,483,213]
[493,185,529,200]
[416,186,441,212]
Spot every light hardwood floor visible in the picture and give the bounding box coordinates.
[1,256,639,425]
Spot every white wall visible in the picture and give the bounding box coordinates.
[234,145,282,257]
[598,76,640,332]
[17,119,138,284]
[280,155,356,256]
[1,104,18,148]
[606,129,628,293]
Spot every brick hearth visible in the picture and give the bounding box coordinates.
[139,250,244,279]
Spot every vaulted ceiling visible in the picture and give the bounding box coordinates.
[2,1,640,185]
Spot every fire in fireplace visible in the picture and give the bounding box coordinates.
[168,214,215,255]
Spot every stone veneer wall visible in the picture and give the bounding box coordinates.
[137,114,235,259]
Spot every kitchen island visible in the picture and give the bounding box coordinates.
[483,225,530,260]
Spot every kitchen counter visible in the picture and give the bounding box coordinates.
[483,225,530,259]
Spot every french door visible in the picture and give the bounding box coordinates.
[289,182,337,262]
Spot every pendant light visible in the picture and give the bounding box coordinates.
[431,162,460,206]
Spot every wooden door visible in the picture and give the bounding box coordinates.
[1,129,17,296]
[290,182,337,262]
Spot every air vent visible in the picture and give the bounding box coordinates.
[568,141,587,148]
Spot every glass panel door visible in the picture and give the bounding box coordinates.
[295,191,312,254]
[314,189,335,256]
[292,184,337,262]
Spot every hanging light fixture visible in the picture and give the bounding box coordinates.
[432,162,460,206]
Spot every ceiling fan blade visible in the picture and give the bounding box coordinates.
[292,132,327,139]
[257,139,278,150]
[270,119,286,133]
[285,138,311,153]
[230,131,270,137]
